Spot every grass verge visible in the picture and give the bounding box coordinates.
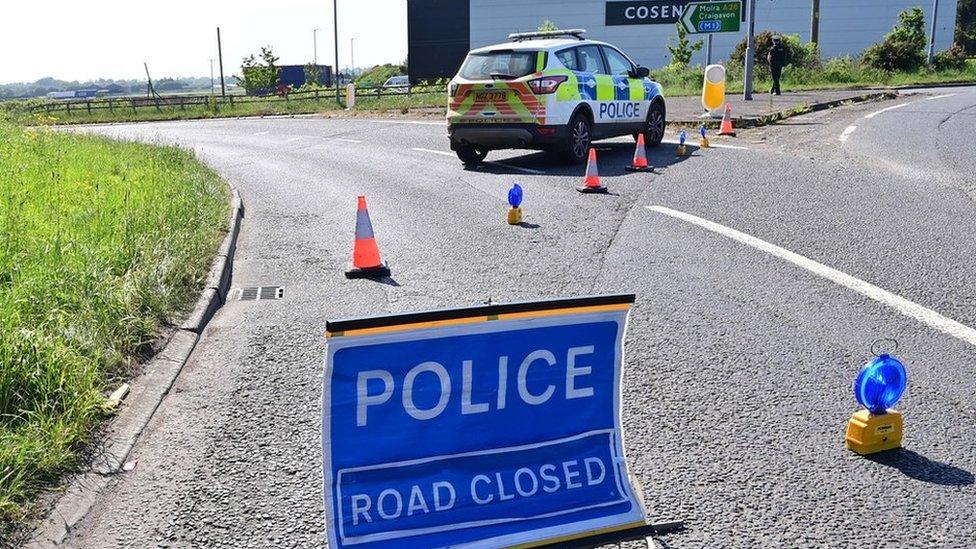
[0,124,229,536]
[652,58,976,97]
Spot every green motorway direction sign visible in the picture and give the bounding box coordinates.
[680,1,742,34]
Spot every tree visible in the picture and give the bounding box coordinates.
[667,24,703,69]
[239,46,281,95]
[957,0,976,54]
[303,63,322,88]
[538,20,559,32]
[862,8,927,71]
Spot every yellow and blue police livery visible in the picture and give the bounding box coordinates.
[447,29,666,165]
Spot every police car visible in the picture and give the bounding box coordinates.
[447,29,666,165]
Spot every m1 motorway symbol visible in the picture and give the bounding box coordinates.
[680,0,742,34]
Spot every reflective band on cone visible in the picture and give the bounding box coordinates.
[345,196,391,279]
[625,133,652,172]
[577,148,608,194]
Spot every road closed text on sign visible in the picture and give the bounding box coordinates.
[323,295,645,548]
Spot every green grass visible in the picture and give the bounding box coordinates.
[0,124,229,534]
[652,58,976,97]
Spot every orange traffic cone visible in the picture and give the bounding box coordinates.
[577,148,607,194]
[345,196,391,279]
[625,133,652,172]
[718,103,736,137]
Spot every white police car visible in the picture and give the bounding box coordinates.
[447,29,666,165]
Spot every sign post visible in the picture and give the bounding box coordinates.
[679,0,742,34]
[323,295,648,548]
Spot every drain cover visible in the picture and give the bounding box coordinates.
[231,286,284,301]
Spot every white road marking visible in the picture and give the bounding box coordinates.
[364,119,446,126]
[864,102,910,119]
[923,93,958,101]
[661,138,750,150]
[334,138,363,143]
[411,148,545,174]
[254,131,269,136]
[839,125,857,142]
[411,147,454,157]
[647,205,976,347]
[285,136,304,143]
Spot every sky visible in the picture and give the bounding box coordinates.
[0,0,408,84]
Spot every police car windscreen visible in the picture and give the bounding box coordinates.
[460,51,537,80]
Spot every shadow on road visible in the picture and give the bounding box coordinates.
[467,141,698,177]
[866,448,974,486]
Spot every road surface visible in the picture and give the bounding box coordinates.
[61,87,976,548]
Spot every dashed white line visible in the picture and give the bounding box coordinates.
[647,205,976,347]
[864,102,910,119]
[923,93,958,101]
[365,119,446,126]
[411,147,454,157]
[334,138,364,143]
[661,138,750,150]
[839,125,857,142]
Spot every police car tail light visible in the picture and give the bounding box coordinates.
[528,75,568,95]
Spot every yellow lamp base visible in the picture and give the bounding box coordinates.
[676,144,686,156]
[700,137,710,148]
[507,207,522,225]
[845,409,903,455]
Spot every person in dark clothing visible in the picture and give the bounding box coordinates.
[767,35,787,95]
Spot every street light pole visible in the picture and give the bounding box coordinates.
[333,0,340,102]
[209,58,215,97]
[927,0,940,65]
[811,0,820,45]
[743,0,757,100]
[217,27,226,98]
[351,37,355,77]
[314,28,320,65]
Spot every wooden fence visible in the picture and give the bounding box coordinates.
[28,84,448,116]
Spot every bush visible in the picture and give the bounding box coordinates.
[730,31,819,69]
[933,44,969,71]
[862,7,927,72]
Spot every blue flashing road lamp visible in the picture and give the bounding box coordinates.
[507,183,523,225]
[677,130,688,156]
[846,351,907,455]
[699,124,710,148]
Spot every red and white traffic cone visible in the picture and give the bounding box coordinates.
[718,103,736,137]
[345,196,391,279]
[577,148,608,194]
[625,133,652,172]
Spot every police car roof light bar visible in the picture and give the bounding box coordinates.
[508,29,586,42]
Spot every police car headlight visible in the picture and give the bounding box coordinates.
[528,75,568,95]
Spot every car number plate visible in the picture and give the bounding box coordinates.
[475,91,508,103]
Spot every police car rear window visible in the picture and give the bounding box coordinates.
[460,51,537,80]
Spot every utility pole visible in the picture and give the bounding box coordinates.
[743,0,757,100]
[314,28,320,65]
[217,27,226,98]
[927,0,940,65]
[334,0,341,102]
[209,58,215,97]
[705,34,713,66]
[811,0,820,45]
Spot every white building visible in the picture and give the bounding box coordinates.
[407,0,959,82]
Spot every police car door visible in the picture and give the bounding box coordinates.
[601,45,647,135]
[573,44,616,137]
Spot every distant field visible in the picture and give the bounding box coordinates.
[0,124,228,534]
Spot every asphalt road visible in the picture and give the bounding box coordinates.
[61,86,976,548]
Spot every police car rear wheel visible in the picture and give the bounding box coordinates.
[560,113,591,164]
[644,102,666,147]
[455,144,488,165]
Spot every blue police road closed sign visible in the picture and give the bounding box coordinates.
[323,295,646,548]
